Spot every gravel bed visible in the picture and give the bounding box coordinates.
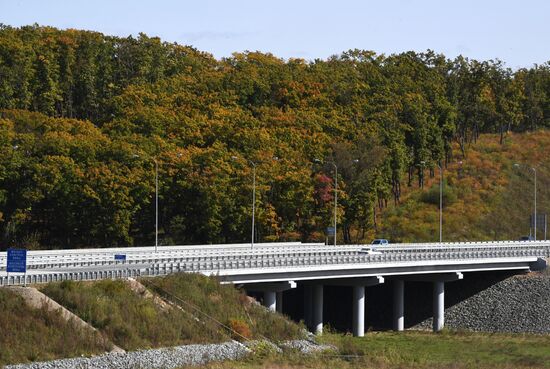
[412,272,550,333]
[279,340,336,354]
[6,341,251,369]
[5,339,335,369]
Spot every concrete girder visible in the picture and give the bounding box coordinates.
[220,260,532,284]
[387,272,463,283]
[320,275,385,287]
[241,280,297,292]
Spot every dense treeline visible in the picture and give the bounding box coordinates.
[1,24,550,249]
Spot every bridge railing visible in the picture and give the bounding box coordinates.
[2,240,548,265]
[1,242,549,272]
[1,242,548,286]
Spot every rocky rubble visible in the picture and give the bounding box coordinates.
[279,339,336,354]
[413,272,550,333]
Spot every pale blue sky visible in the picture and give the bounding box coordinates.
[1,0,548,68]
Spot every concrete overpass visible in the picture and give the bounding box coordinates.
[1,241,548,336]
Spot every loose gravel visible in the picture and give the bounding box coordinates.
[279,339,336,354]
[6,341,251,369]
[5,339,335,369]
[413,271,550,333]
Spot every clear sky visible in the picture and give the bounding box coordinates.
[1,0,548,68]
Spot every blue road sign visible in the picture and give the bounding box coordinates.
[114,254,126,261]
[326,227,335,236]
[7,248,27,273]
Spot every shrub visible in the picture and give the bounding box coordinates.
[228,318,252,341]
[420,182,457,207]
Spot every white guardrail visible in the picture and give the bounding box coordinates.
[1,241,549,286]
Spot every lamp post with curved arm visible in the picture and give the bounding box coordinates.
[438,163,443,243]
[232,156,258,249]
[420,161,443,243]
[133,155,159,252]
[314,159,338,246]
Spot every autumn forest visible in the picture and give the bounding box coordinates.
[1,24,550,249]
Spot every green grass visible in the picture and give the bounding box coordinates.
[143,273,306,342]
[196,331,550,369]
[323,331,550,368]
[0,288,109,366]
[41,279,225,351]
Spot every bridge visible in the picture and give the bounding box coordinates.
[1,241,548,336]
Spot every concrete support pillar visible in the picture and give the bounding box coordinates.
[393,280,404,331]
[276,291,283,314]
[264,291,276,311]
[304,285,313,329]
[352,285,365,337]
[433,281,445,332]
[312,284,324,335]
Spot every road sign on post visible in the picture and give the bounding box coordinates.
[326,227,335,236]
[7,248,27,286]
[7,248,27,273]
[114,254,126,261]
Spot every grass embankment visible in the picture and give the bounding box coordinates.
[199,331,550,369]
[0,288,109,366]
[380,131,550,242]
[143,273,306,342]
[41,278,224,351]
[40,274,304,352]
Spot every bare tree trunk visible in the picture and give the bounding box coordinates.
[373,205,377,232]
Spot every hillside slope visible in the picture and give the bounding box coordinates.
[379,131,550,242]
[1,274,305,366]
[0,288,109,366]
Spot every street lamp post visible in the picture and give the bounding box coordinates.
[438,163,443,243]
[250,161,256,249]
[420,161,443,243]
[514,163,537,240]
[154,158,159,252]
[133,155,159,252]
[315,159,338,246]
[232,156,258,249]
